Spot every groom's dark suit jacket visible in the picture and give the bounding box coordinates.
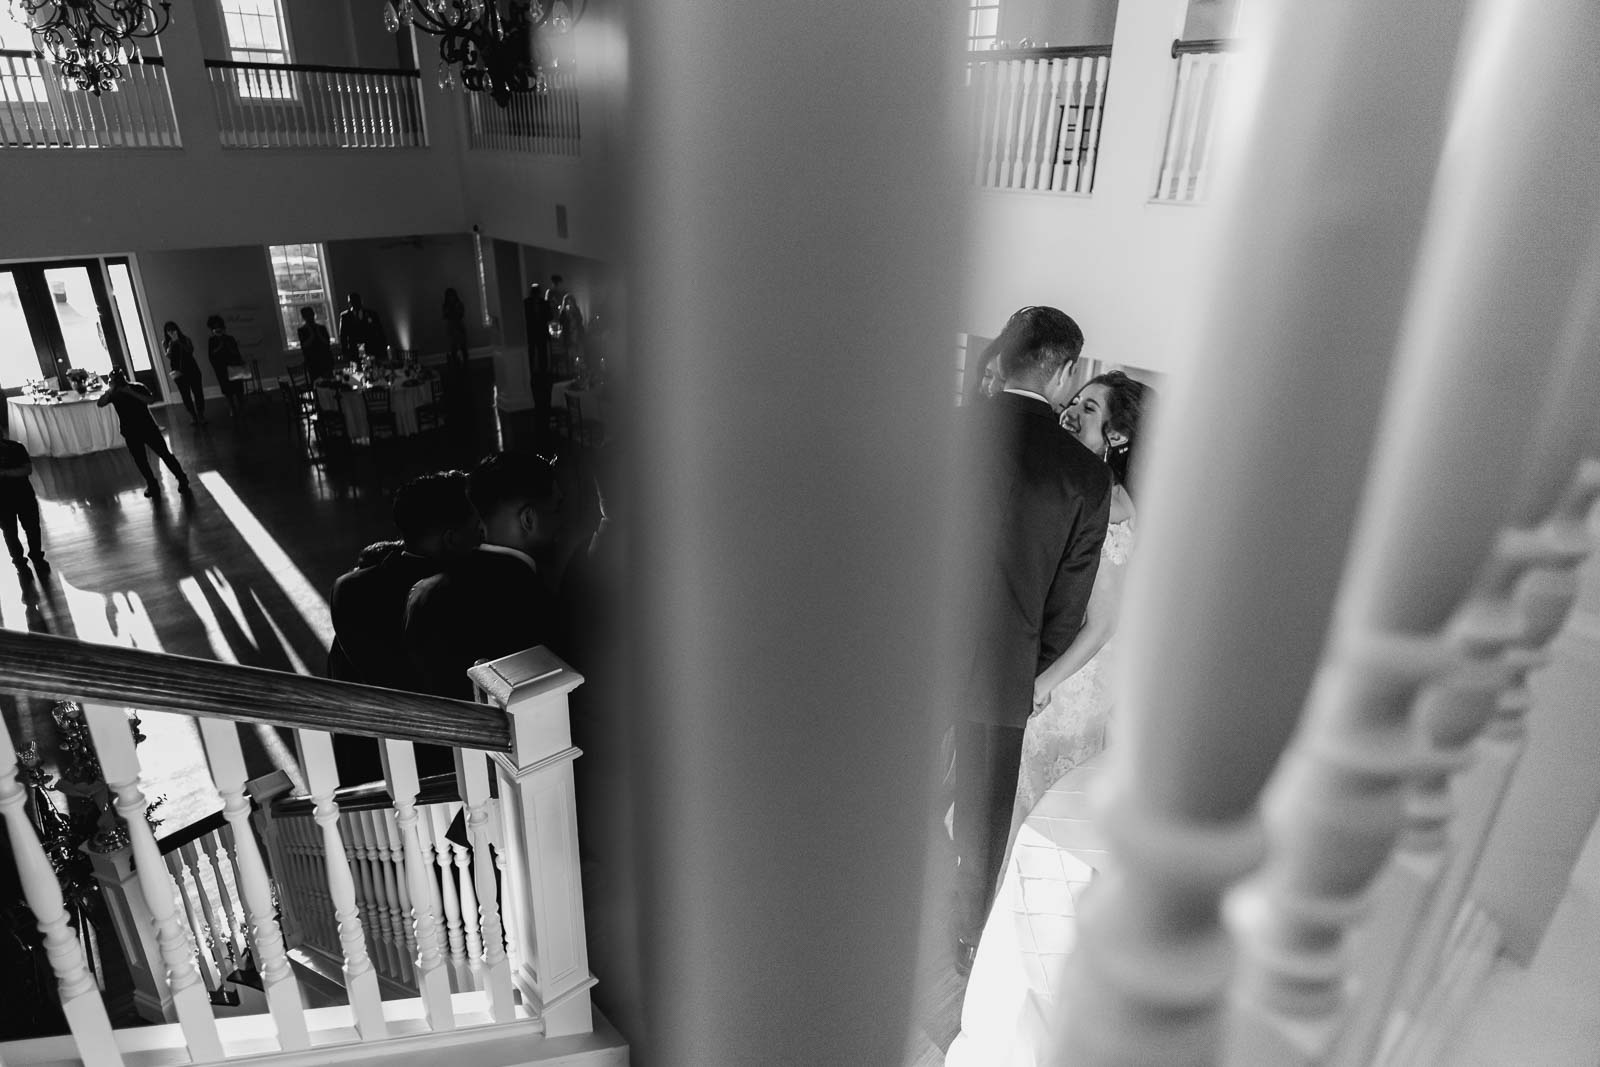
[961,390,1112,728]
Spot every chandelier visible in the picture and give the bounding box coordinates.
[384,0,579,109]
[6,0,172,95]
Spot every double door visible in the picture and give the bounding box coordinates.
[0,258,158,397]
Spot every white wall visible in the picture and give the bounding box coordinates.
[963,0,1206,374]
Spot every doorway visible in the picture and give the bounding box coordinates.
[0,258,159,398]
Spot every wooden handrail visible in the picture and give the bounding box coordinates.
[1172,37,1239,58]
[271,772,461,817]
[969,44,1112,62]
[203,58,420,78]
[0,48,166,66]
[157,808,229,855]
[0,630,510,752]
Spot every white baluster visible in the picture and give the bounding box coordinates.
[453,836,484,982]
[383,740,454,1028]
[366,808,412,983]
[179,842,234,987]
[296,730,387,1038]
[84,704,223,1061]
[1174,56,1217,201]
[198,717,310,1049]
[1036,58,1065,192]
[1157,54,1194,199]
[1076,54,1110,194]
[209,827,251,960]
[1059,57,1086,193]
[983,60,1009,187]
[163,852,219,993]
[0,716,124,1067]
[459,748,514,1022]
[382,808,421,982]
[1009,56,1037,188]
[1191,55,1232,202]
[345,809,392,978]
[427,804,472,990]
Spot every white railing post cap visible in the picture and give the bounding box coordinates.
[468,646,584,709]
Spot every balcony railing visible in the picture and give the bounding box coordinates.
[0,50,179,148]
[1153,38,1238,202]
[967,45,1111,195]
[464,72,580,156]
[0,631,613,1065]
[205,60,426,149]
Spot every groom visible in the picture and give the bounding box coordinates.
[951,306,1111,973]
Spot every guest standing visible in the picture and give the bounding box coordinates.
[949,306,1110,976]
[442,287,469,366]
[338,292,389,361]
[205,314,246,418]
[0,425,48,575]
[97,369,192,498]
[525,283,552,374]
[163,321,206,425]
[297,306,334,381]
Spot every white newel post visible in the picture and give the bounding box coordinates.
[468,647,596,1038]
[86,844,173,1023]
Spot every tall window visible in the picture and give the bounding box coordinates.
[268,244,334,349]
[968,0,999,50]
[220,0,292,97]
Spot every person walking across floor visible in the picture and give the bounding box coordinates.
[205,314,247,417]
[0,424,48,575]
[163,321,206,426]
[97,369,192,498]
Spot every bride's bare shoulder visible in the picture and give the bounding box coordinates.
[1109,484,1135,525]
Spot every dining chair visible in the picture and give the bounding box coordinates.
[364,388,399,442]
[416,375,447,433]
[566,394,603,447]
[287,363,309,391]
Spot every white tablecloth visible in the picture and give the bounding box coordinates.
[316,381,432,443]
[6,393,122,457]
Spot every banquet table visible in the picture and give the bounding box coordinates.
[316,380,433,443]
[5,392,122,457]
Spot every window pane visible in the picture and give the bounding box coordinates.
[0,273,42,389]
[269,243,333,349]
[42,267,113,376]
[108,264,153,373]
[976,9,998,36]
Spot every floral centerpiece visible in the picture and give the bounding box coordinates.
[65,368,90,395]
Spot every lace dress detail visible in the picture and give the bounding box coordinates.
[1013,519,1134,817]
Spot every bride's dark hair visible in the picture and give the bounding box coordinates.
[1084,370,1152,495]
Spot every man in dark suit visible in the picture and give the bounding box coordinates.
[330,472,481,694]
[403,451,564,701]
[97,370,192,498]
[951,306,1112,973]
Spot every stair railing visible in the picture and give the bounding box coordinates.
[0,630,605,1066]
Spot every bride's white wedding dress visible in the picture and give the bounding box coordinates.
[945,518,1133,1067]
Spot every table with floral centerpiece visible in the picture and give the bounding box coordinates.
[4,377,121,457]
[314,366,435,444]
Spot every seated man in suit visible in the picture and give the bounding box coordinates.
[330,472,481,693]
[404,452,564,701]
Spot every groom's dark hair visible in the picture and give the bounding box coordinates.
[995,306,1084,383]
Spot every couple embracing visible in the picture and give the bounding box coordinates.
[950,305,1152,1061]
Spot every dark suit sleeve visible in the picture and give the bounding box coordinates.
[1038,471,1112,670]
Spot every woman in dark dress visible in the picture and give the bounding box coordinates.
[296,306,334,381]
[205,314,245,417]
[442,287,469,366]
[162,321,206,425]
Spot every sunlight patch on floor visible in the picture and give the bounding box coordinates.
[198,471,334,648]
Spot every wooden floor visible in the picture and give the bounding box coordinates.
[0,368,968,1061]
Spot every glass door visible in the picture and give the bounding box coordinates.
[0,259,140,396]
[106,259,161,396]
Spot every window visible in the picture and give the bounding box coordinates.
[220,0,293,98]
[268,244,334,349]
[968,0,999,51]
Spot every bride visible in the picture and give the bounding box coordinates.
[947,369,1152,1067]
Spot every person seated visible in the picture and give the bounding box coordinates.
[404,452,564,701]
[329,473,480,694]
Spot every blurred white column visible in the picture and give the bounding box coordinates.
[626,0,966,1059]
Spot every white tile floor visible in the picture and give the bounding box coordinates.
[1446,819,1600,1066]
